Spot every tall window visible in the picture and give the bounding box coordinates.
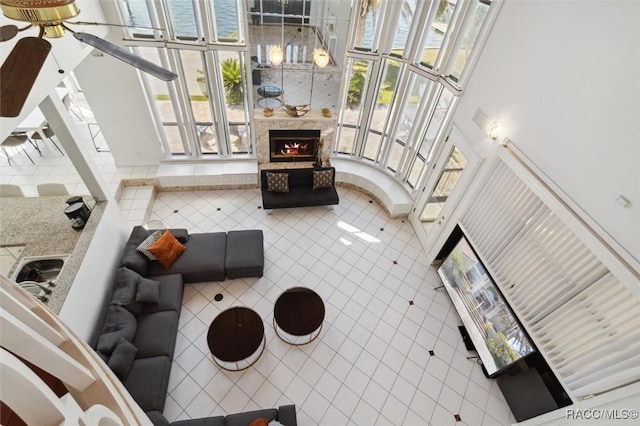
[337,58,374,155]
[362,58,402,161]
[337,0,496,191]
[118,0,250,158]
[447,0,491,82]
[118,0,496,168]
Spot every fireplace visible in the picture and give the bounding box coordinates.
[269,130,320,162]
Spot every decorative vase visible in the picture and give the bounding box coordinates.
[263,107,273,117]
[321,108,331,118]
[283,103,311,117]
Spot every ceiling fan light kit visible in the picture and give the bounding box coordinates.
[0,0,80,38]
[0,0,177,118]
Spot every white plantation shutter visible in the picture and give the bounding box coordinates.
[460,158,640,400]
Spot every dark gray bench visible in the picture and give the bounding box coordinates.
[261,167,339,210]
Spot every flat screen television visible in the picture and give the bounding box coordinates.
[437,234,536,376]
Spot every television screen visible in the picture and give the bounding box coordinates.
[437,235,536,376]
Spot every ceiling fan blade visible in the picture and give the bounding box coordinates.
[73,32,177,81]
[1,37,51,118]
[0,25,19,42]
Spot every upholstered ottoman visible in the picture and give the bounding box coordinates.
[225,230,264,279]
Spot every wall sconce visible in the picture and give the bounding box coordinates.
[486,117,504,140]
[269,45,283,66]
[313,48,329,68]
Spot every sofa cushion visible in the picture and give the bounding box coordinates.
[226,409,278,426]
[123,356,171,412]
[108,338,138,379]
[100,305,137,341]
[133,311,179,359]
[121,226,151,276]
[148,230,187,268]
[138,274,184,314]
[225,230,264,279]
[266,172,289,192]
[148,233,227,283]
[96,331,124,355]
[168,228,189,244]
[171,416,226,426]
[124,274,183,316]
[171,417,226,426]
[146,411,170,426]
[112,267,140,306]
[136,277,161,304]
[313,169,334,189]
[137,230,163,260]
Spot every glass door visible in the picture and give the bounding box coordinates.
[410,125,481,260]
[419,146,467,223]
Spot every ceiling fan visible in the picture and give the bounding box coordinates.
[0,0,178,118]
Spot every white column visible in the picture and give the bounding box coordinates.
[39,93,110,201]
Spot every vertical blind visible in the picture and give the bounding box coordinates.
[460,157,640,400]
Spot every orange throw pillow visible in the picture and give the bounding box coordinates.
[249,419,269,426]
[148,230,186,268]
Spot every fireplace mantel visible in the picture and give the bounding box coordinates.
[254,109,337,165]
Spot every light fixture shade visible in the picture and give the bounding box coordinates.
[313,48,329,68]
[269,45,283,66]
[486,118,503,140]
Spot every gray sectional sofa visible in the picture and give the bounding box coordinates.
[148,405,297,426]
[92,226,269,423]
[93,267,183,415]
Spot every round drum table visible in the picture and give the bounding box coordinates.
[207,306,265,371]
[273,287,325,345]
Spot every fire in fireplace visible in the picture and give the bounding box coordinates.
[269,129,320,162]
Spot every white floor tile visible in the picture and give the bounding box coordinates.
[122,186,517,424]
[218,385,250,415]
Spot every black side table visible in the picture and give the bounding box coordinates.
[273,287,325,345]
[207,306,265,370]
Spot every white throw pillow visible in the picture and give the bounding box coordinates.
[136,230,162,260]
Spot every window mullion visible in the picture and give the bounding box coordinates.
[399,82,440,179]
[412,0,439,65]
[455,0,503,87]
[199,0,213,43]
[377,0,403,54]
[354,59,382,158]
[437,0,473,73]
[170,49,197,156]
[380,65,411,170]
[206,51,230,157]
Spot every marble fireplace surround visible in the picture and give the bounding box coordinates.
[254,109,337,168]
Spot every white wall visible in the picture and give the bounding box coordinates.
[452,0,640,271]
[59,201,128,342]
[73,38,164,166]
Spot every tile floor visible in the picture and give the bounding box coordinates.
[149,189,516,426]
[1,105,515,425]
